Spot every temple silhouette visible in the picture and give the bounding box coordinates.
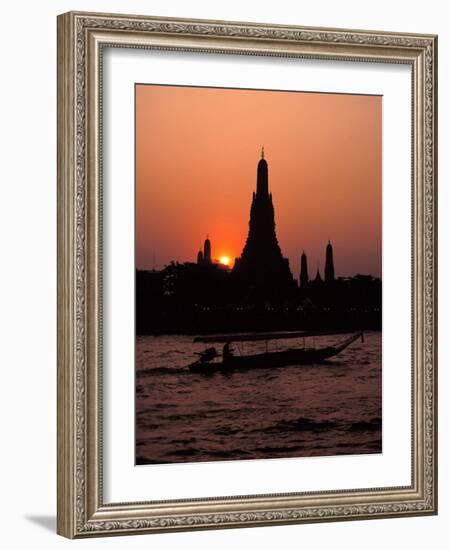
[232,148,295,302]
[300,241,335,288]
[136,150,381,334]
[197,235,212,264]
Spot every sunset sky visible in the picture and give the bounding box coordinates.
[136,84,382,279]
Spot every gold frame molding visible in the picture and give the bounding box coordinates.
[57,11,438,538]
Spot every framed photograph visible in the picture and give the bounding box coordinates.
[57,11,437,538]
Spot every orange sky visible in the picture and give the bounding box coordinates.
[136,84,382,279]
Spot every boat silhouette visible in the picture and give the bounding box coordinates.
[187,330,364,373]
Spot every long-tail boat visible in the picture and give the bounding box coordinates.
[187,330,364,373]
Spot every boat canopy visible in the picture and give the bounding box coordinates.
[193,329,356,344]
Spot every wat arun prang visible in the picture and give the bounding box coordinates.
[232,148,296,302]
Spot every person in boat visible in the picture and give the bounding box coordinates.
[199,346,217,363]
[223,342,233,363]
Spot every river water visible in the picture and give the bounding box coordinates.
[136,331,381,464]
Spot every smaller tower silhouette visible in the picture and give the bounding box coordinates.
[325,241,335,283]
[204,236,212,264]
[314,264,323,284]
[197,249,204,264]
[299,251,309,288]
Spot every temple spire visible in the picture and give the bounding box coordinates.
[232,152,294,302]
[204,235,212,263]
[314,264,323,284]
[256,149,269,196]
[300,250,309,288]
[325,241,335,282]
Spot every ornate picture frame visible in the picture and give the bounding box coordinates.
[57,11,437,538]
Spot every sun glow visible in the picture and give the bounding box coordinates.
[219,256,231,266]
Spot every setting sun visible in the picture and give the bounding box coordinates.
[219,256,231,266]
